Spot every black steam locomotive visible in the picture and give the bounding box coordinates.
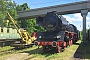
[34,11,80,53]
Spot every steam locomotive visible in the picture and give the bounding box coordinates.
[34,11,80,53]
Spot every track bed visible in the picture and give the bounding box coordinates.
[0,39,21,47]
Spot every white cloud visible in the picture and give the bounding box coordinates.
[63,13,90,31]
[63,15,75,22]
[63,13,90,23]
[86,22,90,24]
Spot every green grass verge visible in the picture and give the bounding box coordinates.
[0,40,90,60]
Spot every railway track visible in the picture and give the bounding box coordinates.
[0,39,35,50]
[0,39,21,47]
[0,48,16,56]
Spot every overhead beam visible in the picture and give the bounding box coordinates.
[18,1,90,20]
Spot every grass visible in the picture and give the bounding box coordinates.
[0,46,14,51]
[0,40,90,60]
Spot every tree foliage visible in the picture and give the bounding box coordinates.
[0,0,45,35]
[0,0,17,27]
[16,3,45,34]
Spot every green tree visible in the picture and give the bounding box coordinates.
[16,3,30,28]
[0,0,17,27]
[16,3,45,34]
[16,3,35,34]
[7,1,18,28]
[0,0,45,34]
[26,19,36,34]
[0,0,8,26]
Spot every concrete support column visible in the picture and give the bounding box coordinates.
[81,10,88,42]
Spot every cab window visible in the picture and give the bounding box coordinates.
[7,28,9,33]
[1,28,3,33]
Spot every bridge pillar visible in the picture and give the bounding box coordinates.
[81,9,88,42]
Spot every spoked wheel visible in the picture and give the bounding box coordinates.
[69,40,71,46]
[66,41,69,47]
[70,40,73,45]
[58,46,61,53]
[63,42,66,47]
[61,43,65,52]
[56,46,61,53]
[63,42,66,50]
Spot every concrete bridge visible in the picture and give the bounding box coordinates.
[18,1,90,42]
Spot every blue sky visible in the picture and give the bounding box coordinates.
[13,0,90,31]
[13,0,84,9]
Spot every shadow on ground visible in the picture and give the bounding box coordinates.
[19,41,90,60]
[20,46,56,60]
[74,41,90,59]
[20,46,56,57]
